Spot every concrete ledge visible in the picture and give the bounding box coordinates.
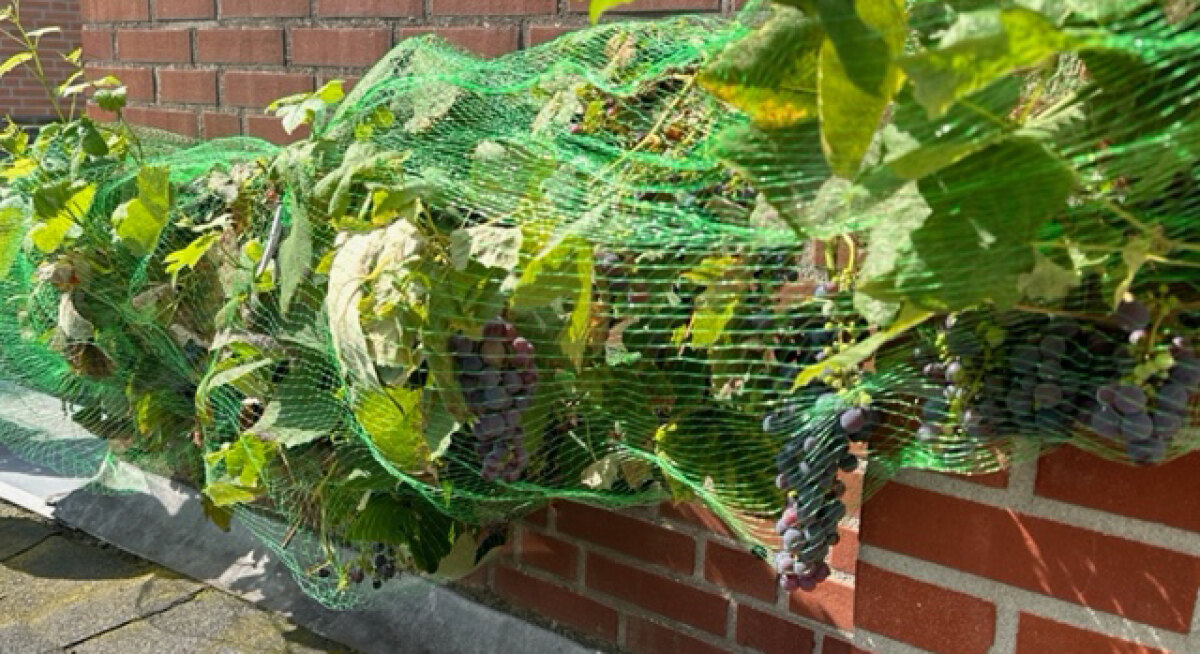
[0,383,595,654]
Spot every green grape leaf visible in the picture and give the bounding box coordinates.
[354,387,429,473]
[164,232,218,283]
[793,305,933,389]
[0,51,32,78]
[222,433,272,488]
[113,166,170,257]
[588,0,635,23]
[30,183,93,253]
[816,0,907,176]
[203,481,258,507]
[900,7,1078,117]
[251,366,343,448]
[853,183,933,325]
[714,120,831,236]
[0,204,26,278]
[859,138,1074,311]
[698,6,823,129]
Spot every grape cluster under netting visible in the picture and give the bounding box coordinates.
[0,0,1197,606]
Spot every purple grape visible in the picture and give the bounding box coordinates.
[1033,383,1063,409]
[780,573,802,592]
[782,528,803,551]
[502,409,522,429]
[1120,411,1154,441]
[1171,354,1200,387]
[1096,384,1118,407]
[1152,410,1183,439]
[474,414,505,439]
[449,334,474,357]
[774,552,795,575]
[1037,359,1062,380]
[481,339,508,367]
[520,369,539,387]
[1089,406,1120,439]
[923,362,946,379]
[839,407,866,433]
[1040,335,1066,358]
[483,318,511,341]
[917,423,941,441]
[775,473,788,489]
[1157,382,1189,415]
[503,370,523,395]
[1113,384,1147,414]
[1169,336,1191,357]
[477,368,501,388]
[838,453,858,472]
[1114,300,1151,331]
[945,361,965,383]
[1126,437,1166,465]
[511,337,535,368]
[458,354,484,373]
[1129,329,1148,345]
[482,386,512,411]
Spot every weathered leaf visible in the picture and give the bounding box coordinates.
[581,454,621,490]
[1018,250,1081,302]
[433,531,479,581]
[699,6,823,129]
[817,0,907,176]
[277,199,311,315]
[450,224,522,273]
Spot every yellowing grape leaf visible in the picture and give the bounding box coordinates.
[164,232,218,283]
[355,387,429,473]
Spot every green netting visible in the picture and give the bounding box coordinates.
[0,0,1197,605]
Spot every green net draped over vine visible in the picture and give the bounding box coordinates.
[0,0,1197,604]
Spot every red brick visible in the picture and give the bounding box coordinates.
[432,0,556,15]
[703,540,775,603]
[314,0,422,16]
[117,29,192,63]
[86,66,153,102]
[201,111,240,138]
[221,0,309,17]
[1015,614,1169,654]
[196,29,284,65]
[788,577,854,631]
[519,528,577,581]
[557,502,694,574]
[158,68,216,104]
[857,563,995,654]
[396,26,519,58]
[86,103,118,123]
[736,604,815,654]
[527,24,582,47]
[523,504,549,527]
[624,615,728,654]
[1037,446,1200,533]
[829,525,858,574]
[568,0,719,12]
[821,638,871,654]
[154,0,215,19]
[82,0,150,22]
[290,28,392,67]
[493,565,619,641]
[586,553,727,635]
[81,28,114,61]
[861,482,1200,632]
[222,71,313,109]
[658,501,733,538]
[123,106,197,137]
[245,113,307,144]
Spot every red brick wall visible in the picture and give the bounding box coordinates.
[79,0,737,143]
[78,3,1200,653]
[0,0,81,123]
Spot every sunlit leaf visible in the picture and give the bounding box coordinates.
[0,51,32,78]
[355,386,429,473]
[588,0,636,23]
[113,167,170,256]
[698,6,823,129]
[204,481,258,507]
[164,232,218,283]
[793,305,933,389]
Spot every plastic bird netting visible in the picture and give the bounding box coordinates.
[0,0,1197,604]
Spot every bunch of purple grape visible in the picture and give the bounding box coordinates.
[764,394,863,591]
[1089,300,1199,464]
[450,318,539,482]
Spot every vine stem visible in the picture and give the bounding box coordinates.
[1101,197,1155,235]
[1014,303,1116,325]
[3,0,67,123]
